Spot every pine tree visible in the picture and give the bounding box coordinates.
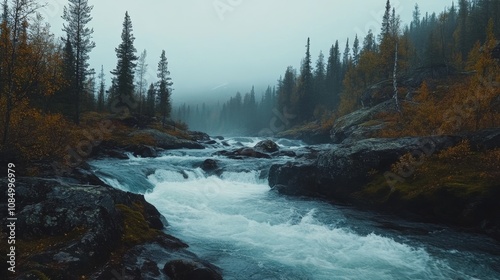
[97,65,105,112]
[157,50,173,125]
[297,37,314,121]
[352,34,360,65]
[62,0,95,124]
[326,41,342,109]
[145,83,156,117]
[111,11,138,114]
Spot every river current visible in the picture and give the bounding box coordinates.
[90,137,500,280]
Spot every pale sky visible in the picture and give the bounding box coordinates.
[40,0,453,104]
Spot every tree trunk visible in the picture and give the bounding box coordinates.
[393,42,400,112]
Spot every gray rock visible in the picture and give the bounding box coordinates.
[130,129,205,150]
[254,139,280,153]
[330,100,396,144]
[270,135,460,199]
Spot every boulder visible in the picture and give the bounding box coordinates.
[1,177,165,279]
[254,140,280,153]
[163,259,223,280]
[130,145,158,158]
[187,131,211,141]
[130,129,204,150]
[201,159,218,171]
[216,148,272,159]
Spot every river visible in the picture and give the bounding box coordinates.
[89,137,500,280]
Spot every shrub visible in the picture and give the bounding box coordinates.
[438,140,472,162]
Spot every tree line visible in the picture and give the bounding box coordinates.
[176,0,500,135]
[0,0,176,159]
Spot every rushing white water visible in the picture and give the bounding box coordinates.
[91,137,500,280]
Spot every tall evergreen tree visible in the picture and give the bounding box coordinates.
[145,82,156,117]
[111,11,138,113]
[157,50,173,125]
[326,41,342,109]
[352,34,360,65]
[297,37,314,121]
[62,0,95,124]
[314,51,327,108]
[97,65,105,112]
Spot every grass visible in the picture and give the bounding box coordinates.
[356,148,500,206]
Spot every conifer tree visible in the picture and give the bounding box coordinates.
[97,65,105,112]
[111,11,138,113]
[62,0,95,124]
[157,50,173,125]
[297,37,314,121]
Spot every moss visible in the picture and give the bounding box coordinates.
[357,150,499,206]
[115,203,160,246]
[16,227,87,263]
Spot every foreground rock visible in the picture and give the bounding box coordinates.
[0,169,222,279]
[269,131,500,240]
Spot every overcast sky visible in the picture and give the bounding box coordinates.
[40,0,453,104]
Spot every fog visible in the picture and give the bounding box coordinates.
[41,0,452,104]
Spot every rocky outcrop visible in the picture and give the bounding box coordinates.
[0,170,222,279]
[270,135,460,200]
[130,129,205,150]
[330,100,396,144]
[269,130,500,240]
[215,148,272,159]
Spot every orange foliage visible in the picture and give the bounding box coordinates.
[1,100,78,162]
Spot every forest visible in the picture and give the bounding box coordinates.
[0,0,499,166]
[177,0,500,136]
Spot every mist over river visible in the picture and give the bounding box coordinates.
[90,137,500,280]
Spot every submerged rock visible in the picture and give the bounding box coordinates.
[254,140,280,153]
[201,159,219,171]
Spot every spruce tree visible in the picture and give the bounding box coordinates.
[111,11,138,113]
[97,65,105,112]
[157,50,173,125]
[62,0,95,124]
[297,37,314,121]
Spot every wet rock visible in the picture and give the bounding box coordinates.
[163,259,223,280]
[214,136,225,140]
[254,140,280,153]
[201,159,218,171]
[204,140,217,145]
[130,145,158,158]
[216,148,272,159]
[130,129,205,150]
[221,141,230,147]
[270,136,460,200]
[272,150,297,158]
[187,131,211,141]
